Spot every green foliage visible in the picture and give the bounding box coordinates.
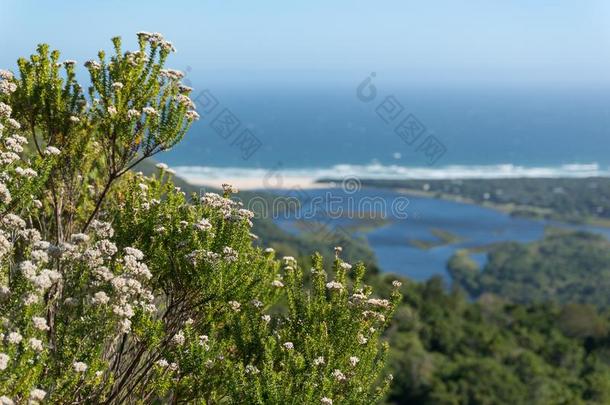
[383,276,610,405]
[0,34,397,404]
[448,229,610,307]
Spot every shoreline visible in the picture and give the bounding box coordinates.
[177,175,330,191]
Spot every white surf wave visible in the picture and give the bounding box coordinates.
[173,163,610,183]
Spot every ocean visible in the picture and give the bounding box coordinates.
[164,84,610,180]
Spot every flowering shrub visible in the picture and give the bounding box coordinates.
[0,33,400,404]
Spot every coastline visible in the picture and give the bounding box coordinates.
[170,166,610,229]
[176,175,328,191]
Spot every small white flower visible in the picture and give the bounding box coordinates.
[0,69,14,80]
[313,356,325,366]
[283,342,294,350]
[28,338,44,352]
[155,163,168,170]
[349,356,360,367]
[185,110,200,121]
[321,398,333,405]
[7,332,22,344]
[223,246,238,263]
[194,218,212,231]
[107,105,117,116]
[221,183,238,194]
[245,364,260,374]
[127,109,141,119]
[264,247,275,254]
[228,300,241,312]
[142,106,158,116]
[0,102,11,118]
[124,247,144,260]
[156,359,169,367]
[0,353,9,370]
[0,395,13,405]
[92,291,110,305]
[271,280,284,288]
[261,315,271,323]
[198,335,209,346]
[282,256,296,264]
[43,146,61,156]
[392,280,402,288]
[339,262,352,271]
[29,389,46,401]
[366,298,391,309]
[332,369,346,382]
[70,233,89,244]
[172,330,185,346]
[32,317,50,331]
[84,60,101,70]
[73,361,88,373]
[325,281,343,291]
[6,118,20,130]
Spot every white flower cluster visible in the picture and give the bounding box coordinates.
[185,110,200,121]
[325,281,343,291]
[0,103,11,119]
[185,249,220,266]
[222,246,238,263]
[194,218,212,231]
[124,51,149,67]
[332,369,346,382]
[200,192,245,221]
[84,60,102,70]
[159,69,184,80]
[0,90,33,208]
[136,32,176,52]
[142,106,159,117]
[366,298,391,309]
[174,94,195,109]
[0,352,8,370]
[0,70,16,97]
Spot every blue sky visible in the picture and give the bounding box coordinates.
[1,0,610,87]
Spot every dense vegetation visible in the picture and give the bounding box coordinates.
[0,34,399,403]
[448,229,610,307]
[382,276,610,405]
[347,178,610,224]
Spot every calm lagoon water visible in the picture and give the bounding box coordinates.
[271,187,610,282]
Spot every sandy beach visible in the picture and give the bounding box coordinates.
[178,175,333,190]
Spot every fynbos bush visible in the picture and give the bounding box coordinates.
[0,33,400,404]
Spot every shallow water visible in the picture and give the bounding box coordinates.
[270,187,610,282]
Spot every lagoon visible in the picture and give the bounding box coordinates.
[271,187,610,282]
